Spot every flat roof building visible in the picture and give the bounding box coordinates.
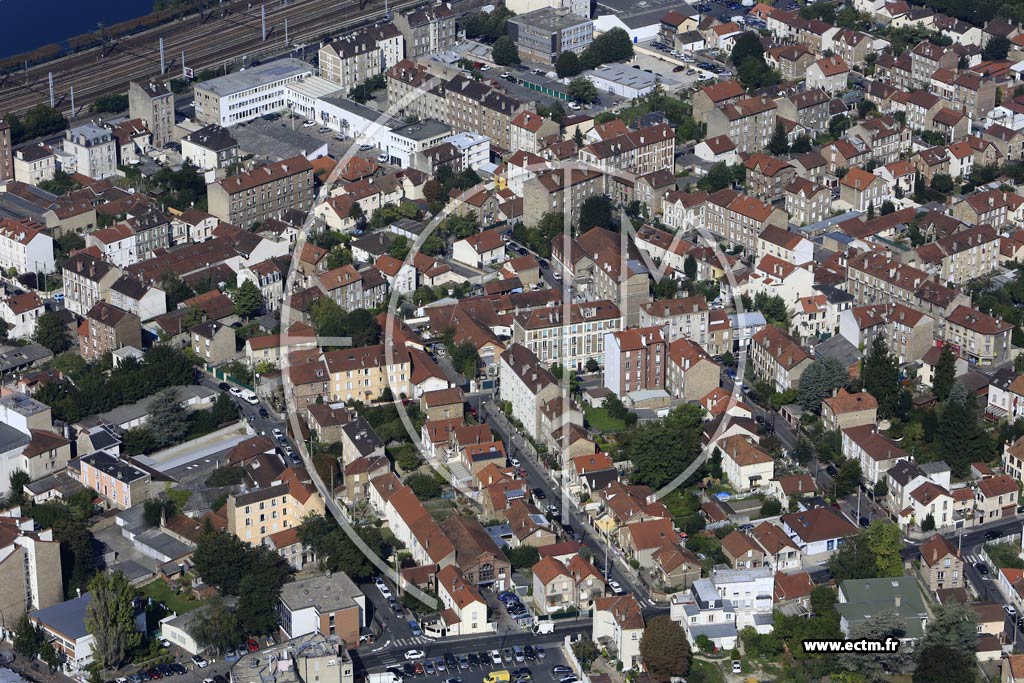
[508,8,594,65]
[194,59,314,127]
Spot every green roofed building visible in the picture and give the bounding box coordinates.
[836,576,929,641]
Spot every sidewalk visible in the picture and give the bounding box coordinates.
[0,645,76,683]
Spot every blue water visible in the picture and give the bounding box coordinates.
[0,0,153,58]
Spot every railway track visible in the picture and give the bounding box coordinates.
[0,0,423,117]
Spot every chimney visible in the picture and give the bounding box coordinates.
[894,595,901,608]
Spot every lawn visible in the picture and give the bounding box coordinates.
[690,659,726,683]
[142,579,202,615]
[583,406,625,433]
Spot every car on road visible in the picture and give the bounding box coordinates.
[272,428,284,439]
[562,524,576,539]
[318,127,330,134]
[738,523,754,531]
[732,661,742,674]
[259,407,269,418]
[510,457,521,467]
[826,465,838,477]
[408,620,422,636]
[976,562,990,575]
[218,382,231,392]
[1006,605,1017,617]
[532,488,546,500]
[608,579,624,595]
[229,387,243,398]
[377,153,388,163]
[247,638,259,652]
[192,656,208,668]
[986,530,1002,540]
[303,120,316,127]
[546,504,560,517]
[358,144,374,151]
[405,650,426,660]
[859,516,870,528]
[445,679,464,683]
[500,72,511,78]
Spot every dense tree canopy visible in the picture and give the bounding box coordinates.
[85,571,141,669]
[796,358,849,412]
[640,617,691,681]
[862,336,901,419]
[623,404,704,489]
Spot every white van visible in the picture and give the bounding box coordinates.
[241,389,260,405]
[532,622,554,635]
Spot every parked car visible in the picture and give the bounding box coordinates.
[192,656,208,669]
[1005,605,1017,617]
[608,580,624,595]
[490,651,503,665]
[405,650,426,660]
[408,620,423,636]
[532,488,546,500]
[732,661,742,674]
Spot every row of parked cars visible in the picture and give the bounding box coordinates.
[114,662,187,683]
[401,647,548,671]
[499,590,529,619]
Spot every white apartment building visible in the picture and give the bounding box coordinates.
[672,568,774,650]
[511,301,622,371]
[318,25,404,92]
[0,218,55,274]
[13,144,56,186]
[63,124,117,180]
[498,344,560,441]
[193,59,314,127]
[444,132,490,170]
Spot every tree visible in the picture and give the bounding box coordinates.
[790,135,812,153]
[624,404,704,489]
[932,345,956,401]
[921,513,935,531]
[984,35,1010,61]
[796,357,850,412]
[571,640,600,671]
[449,340,481,379]
[833,458,861,498]
[34,311,70,354]
[187,595,241,653]
[556,51,581,78]
[193,530,252,594]
[828,113,851,138]
[760,497,782,516]
[738,56,779,90]
[7,469,30,507]
[639,616,691,682]
[837,609,910,681]
[931,173,954,193]
[767,120,789,155]
[578,195,614,230]
[936,382,989,477]
[568,76,598,103]
[492,36,519,66]
[697,162,736,192]
[232,279,263,319]
[873,479,888,498]
[585,358,600,373]
[147,387,190,449]
[237,572,282,635]
[506,545,540,570]
[13,612,42,657]
[866,520,905,577]
[406,473,442,500]
[915,601,977,679]
[580,28,633,69]
[683,254,697,280]
[862,336,900,419]
[857,98,877,118]
[730,32,764,66]
[85,571,142,669]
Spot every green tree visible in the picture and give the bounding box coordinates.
[738,56,779,89]
[449,340,481,379]
[406,473,442,500]
[828,113,851,137]
[936,382,989,477]
[683,254,697,280]
[790,135,812,153]
[767,120,789,155]
[232,279,263,319]
[913,601,978,683]
[13,612,42,657]
[862,336,900,419]
[833,458,861,498]
[491,35,520,65]
[760,497,782,516]
[506,545,540,570]
[187,594,241,653]
[237,572,282,635]
[730,31,764,66]
[931,173,954,193]
[624,403,704,489]
[579,28,633,69]
[983,35,1010,60]
[873,479,888,498]
[33,311,71,354]
[193,530,252,594]
[578,195,614,230]
[837,609,910,681]
[38,169,80,195]
[639,616,691,682]
[91,93,129,113]
[921,513,935,531]
[913,645,976,683]
[7,469,30,507]
[932,345,956,400]
[556,51,581,78]
[85,571,142,669]
[796,357,849,412]
[697,162,736,192]
[568,76,599,103]
[148,387,190,449]
[866,520,905,577]
[571,639,600,671]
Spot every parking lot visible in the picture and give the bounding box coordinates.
[368,641,579,683]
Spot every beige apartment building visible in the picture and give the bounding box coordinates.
[511,300,622,371]
[386,60,447,123]
[62,251,122,317]
[323,344,414,403]
[522,167,603,229]
[394,4,456,57]
[942,305,1013,366]
[914,224,1000,286]
[226,473,324,547]
[578,123,676,176]
[639,296,709,345]
[784,178,831,226]
[444,74,530,150]
[704,188,788,255]
[318,25,404,92]
[207,156,314,227]
[750,325,811,392]
[705,96,777,153]
[128,80,175,147]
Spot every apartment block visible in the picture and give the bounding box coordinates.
[0,217,55,275]
[578,123,675,176]
[63,124,117,180]
[703,189,788,255]
[318,25,405,93]
[193,58,313,126]
[226,472,324,547]
[603,326,666,396]
[207,156,315,226]
[394,4,456,58]
[705,96,777,153]
[511,300,622,370]
[0,121,12,181]
[128,80,175,148]
[508,8,593,64]
[78,301,142,362]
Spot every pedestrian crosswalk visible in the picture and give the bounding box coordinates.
[392,637,429,648]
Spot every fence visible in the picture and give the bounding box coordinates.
[206,364,254,392]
